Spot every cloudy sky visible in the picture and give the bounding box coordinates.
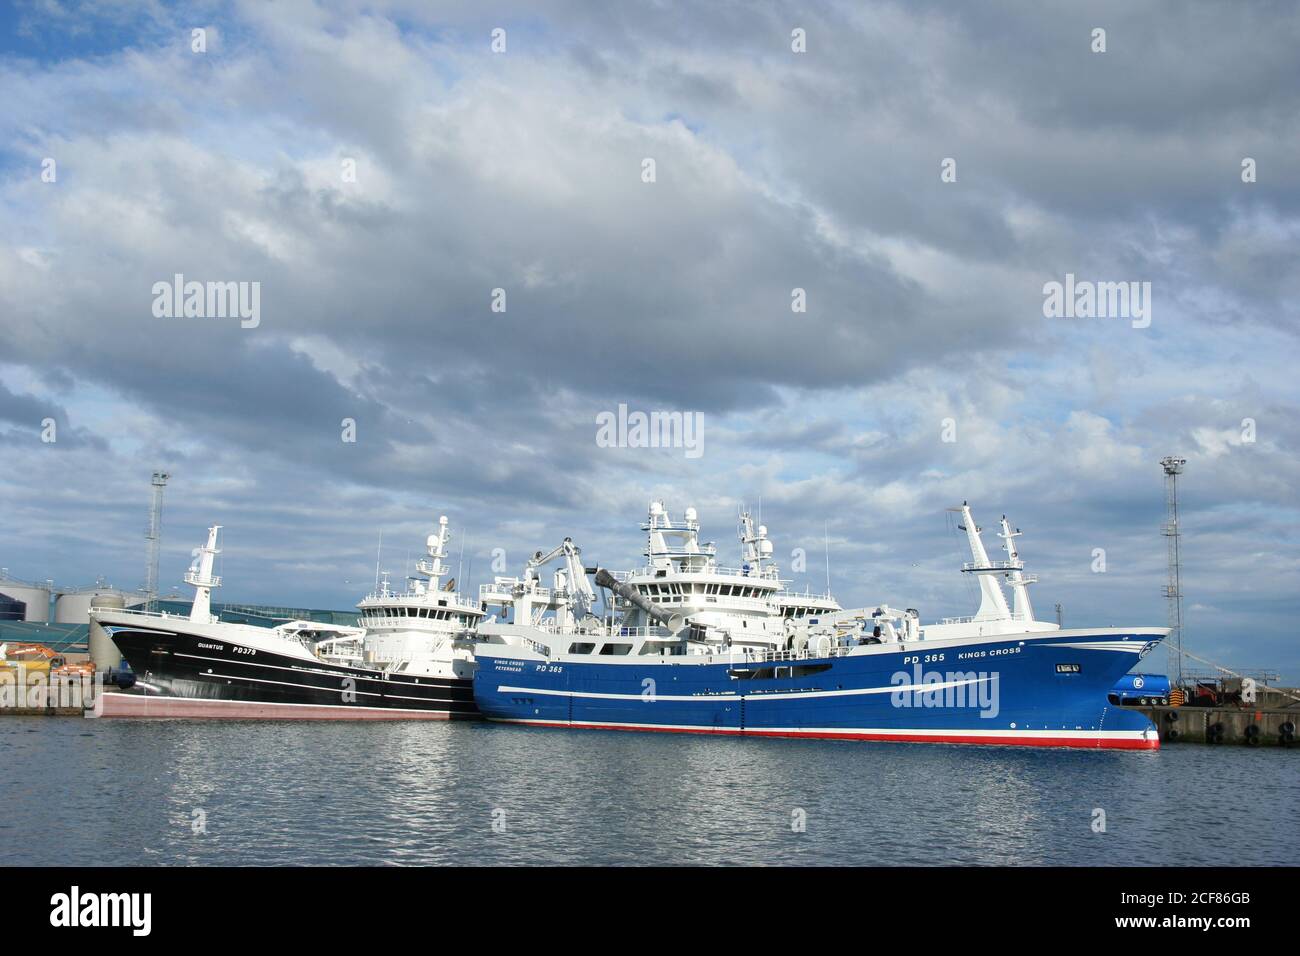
[1,1,1296,681]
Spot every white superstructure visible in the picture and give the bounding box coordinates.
[479,499,1062,662]
[355,515,482,680]
[477,502,852,659]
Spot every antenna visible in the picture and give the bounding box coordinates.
[374,530,383,591]
[462,528,473,595]
[824,521,831,596]
[144,471,170,607]
[1161,457,1188,687]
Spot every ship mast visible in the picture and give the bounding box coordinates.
[996,516,1039,623]
[413,515,452,595]
[185,525,222,623]
[949,503,1012,622]
[738,508,774,578]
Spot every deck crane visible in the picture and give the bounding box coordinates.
[524,538,597,627]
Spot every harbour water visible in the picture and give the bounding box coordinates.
[4,718,1295,866]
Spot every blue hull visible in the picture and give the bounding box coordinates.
[473,631,1164,750]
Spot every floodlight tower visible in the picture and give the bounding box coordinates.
[145,471,170,607]
[1160,457,1186,686]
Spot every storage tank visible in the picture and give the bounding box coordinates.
[0,591,24,622]
[88,593,127,671]
[0,576,52,623]
[55,587,136,625]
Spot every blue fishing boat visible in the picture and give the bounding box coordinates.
[474,502,1166,750]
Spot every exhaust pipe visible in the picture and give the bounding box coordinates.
[593,568,688,635]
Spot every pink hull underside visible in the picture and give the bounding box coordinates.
[100,693,460,720]
[498,720,1160,750]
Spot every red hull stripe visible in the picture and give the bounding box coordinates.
[99,693,463,721]
[495,719,1160,751]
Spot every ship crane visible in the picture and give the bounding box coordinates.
[525,538,598,622]
[474,537,603,632]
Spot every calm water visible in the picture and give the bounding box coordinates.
[3,718,1295,866]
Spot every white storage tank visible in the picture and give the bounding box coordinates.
[88,593,128,670]
[55,587,136,625]
[0,576,52,623]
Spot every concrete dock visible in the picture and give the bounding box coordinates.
[1137,695,1298,747]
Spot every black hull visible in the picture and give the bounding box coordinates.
[108,624,478,719]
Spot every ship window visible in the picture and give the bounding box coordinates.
[598,643,633,656]
[568,642,595,654]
